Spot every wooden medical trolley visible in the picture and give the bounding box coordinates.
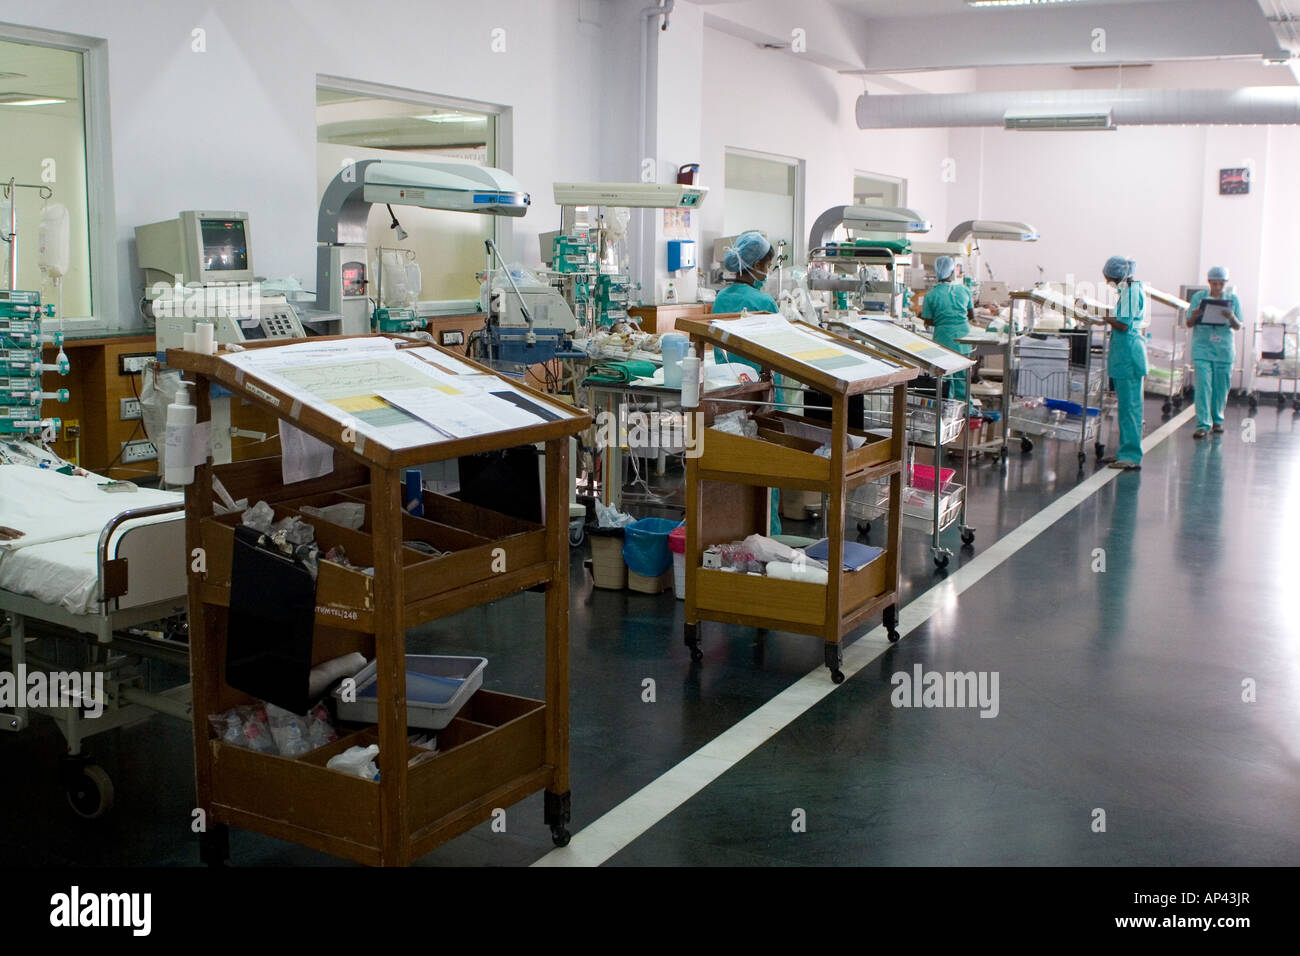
[170,335,589,866]
[675,315,917,683]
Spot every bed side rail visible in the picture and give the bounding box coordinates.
[97,502,187,603]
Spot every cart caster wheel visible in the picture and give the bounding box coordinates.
[830,669,845,685]
[960,528,975,545]
[689,646,703,663]
[1020,437,1033,454]
[1248,401,1258,414]
[1078,451,1087,465]
[887,629,900,643]
[857,521,871,535]
[66,764,113,820]
[550,826,571,848]
[1161,400,1172,414]
[1094,443,1105,458]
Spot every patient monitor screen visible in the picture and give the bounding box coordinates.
[200,218,249,272]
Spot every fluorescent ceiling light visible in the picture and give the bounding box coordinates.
[414,112,484,124]
[968,1,1085,7]
[1005,107,1114,130]
[0,93,67,106]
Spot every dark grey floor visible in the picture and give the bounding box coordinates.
[2,395,1297,866]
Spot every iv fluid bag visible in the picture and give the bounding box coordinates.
[39,203,71,278]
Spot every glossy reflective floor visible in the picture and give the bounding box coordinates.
[3,397,1297,866]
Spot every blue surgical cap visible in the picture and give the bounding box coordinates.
[1207,265,1229,282]
[1103,255,1133,281]
[724,231,771,274]
[934,256,956,281]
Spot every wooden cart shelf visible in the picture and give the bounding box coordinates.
[170,335,589,866]
[674,314,920,681]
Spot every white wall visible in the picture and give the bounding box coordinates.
[698,28,952,284]
[1,0,642,327]
[946,120,1299,386]
[1258,125,1300,319]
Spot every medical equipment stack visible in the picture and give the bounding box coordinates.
[0,289,70,437]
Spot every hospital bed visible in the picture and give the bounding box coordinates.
[0,445,190,818]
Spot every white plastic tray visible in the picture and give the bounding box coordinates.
[334,654,487,730]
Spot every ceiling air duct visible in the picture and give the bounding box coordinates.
[857,87,1300,129]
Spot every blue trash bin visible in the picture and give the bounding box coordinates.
[622,517,682,578]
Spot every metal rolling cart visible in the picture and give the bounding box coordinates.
[1148,287,1193,415]
[959,326,1014,460]
[827,315,976,569]
[1247,313,1300,413]
[1005,289,1108,468]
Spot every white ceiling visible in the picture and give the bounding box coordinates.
[691,0,1295,75]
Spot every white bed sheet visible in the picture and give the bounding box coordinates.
[0,466,184,615]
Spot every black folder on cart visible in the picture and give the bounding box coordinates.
[226,525,317,715]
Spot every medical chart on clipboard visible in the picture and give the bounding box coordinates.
[710,314,903,382]
[218,338,578,450]
[833,316,974,376]
[1198,299,1236,326]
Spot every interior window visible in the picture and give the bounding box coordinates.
[0,37,92,317]
[316,86,498,306]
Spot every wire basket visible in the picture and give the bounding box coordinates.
[1007,403,1100,443]
[847,480,964,533]
[861,390,967,446]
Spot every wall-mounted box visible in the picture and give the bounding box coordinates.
[667,240,695,274]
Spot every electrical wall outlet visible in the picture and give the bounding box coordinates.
[120,439,158,463]
[118,352,153,375]
[119,397,142,420]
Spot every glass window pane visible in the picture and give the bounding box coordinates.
[0,38,92,316]
[723,151,797,259]
[316,88,496,303]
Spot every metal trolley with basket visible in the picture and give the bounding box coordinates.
[828,315,976,570]
[1005,290,1111,468]
[1247,313,1300,414]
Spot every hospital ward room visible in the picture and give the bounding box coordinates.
[0,0,1297,934]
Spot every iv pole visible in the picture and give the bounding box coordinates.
[3,177,55,290]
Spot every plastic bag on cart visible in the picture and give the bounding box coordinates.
[740,534,827,570]
[266,703,313,757]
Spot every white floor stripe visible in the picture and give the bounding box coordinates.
[534,405,1197,867]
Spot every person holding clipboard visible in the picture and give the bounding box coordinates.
[1091,256,1148,470]
[1186,266,1242,439]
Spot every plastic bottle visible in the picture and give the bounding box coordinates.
[680,344,701,408]
[661,333,689,388]
[164,381,197,486]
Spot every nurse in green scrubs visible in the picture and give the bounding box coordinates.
[1098,255,1148,471]
[712,231,779,374]
[711,230,783,532]
[1186,266,1242,439]
[920,256,974,401]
